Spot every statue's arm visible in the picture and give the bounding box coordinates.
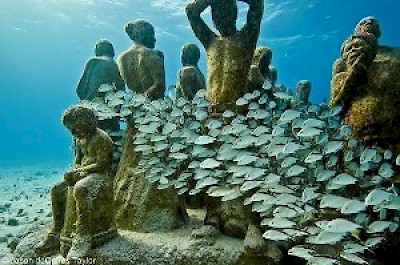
[240,0,264,39]
[117,53,130,89]
[186,0,215,48]
[145,52,166,99]
[75,132,113,176]
[76,60,93,100]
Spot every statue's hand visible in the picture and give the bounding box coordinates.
[64,171,76,186]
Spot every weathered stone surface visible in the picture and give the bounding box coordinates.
[15,211,278,265]
[186,0,264,112]
[343,46,400,144]
[76,39,125,101]
[247,47,272,92]
[176,43,206,100]
[114,125,187,232]
[118,20,166,100]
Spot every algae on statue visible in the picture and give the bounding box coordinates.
[176,43,206,100]
[330,17,400,147]
[114,19,187,232]
[186,0,264,112]
[118,20,166,100]
[35,105,116,262]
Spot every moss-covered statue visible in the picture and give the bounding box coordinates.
[76,39,125,101]
[76,39,125,133]
[330,16,400,147]
[118,19,166,100]
[35,105,116,261]
[330,16,380,109]
[176,43,206,100]
[114,20,187,232]
[247,47,272,92]
[186,0,264,112]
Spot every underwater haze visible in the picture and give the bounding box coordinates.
[0,0,400,166]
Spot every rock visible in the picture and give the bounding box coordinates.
[7,237,18,251]
[0,236,7,243]
[7,218,19,226]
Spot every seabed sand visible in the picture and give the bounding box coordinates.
[0,163,69,264]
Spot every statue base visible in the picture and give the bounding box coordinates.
[14,210,278,265]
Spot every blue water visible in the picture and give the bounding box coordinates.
[0,0,399,165]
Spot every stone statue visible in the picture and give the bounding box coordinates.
[176,43,206,100]
[295,80,312,106]
[35,105,116,261]
[76,39,125,101]
[186,0,264,112]
[330,16,380,108]
[247,47,272,92]
[330,17,400,146]
[118,19,166,100]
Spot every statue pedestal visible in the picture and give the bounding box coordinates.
[14,210,276,265]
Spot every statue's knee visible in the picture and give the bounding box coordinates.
[51,181,66,198]
[73,182,88,200]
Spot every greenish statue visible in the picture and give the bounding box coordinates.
[76,39,125,101]
[35,105,116,261]
[118,19,166,100]
[186,0,264,112]
[295,80,312,106]
[176,43,206,100]
[247,47,272,92]
[330,16,380,108]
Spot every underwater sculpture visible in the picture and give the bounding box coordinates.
[330,16,380,109]
[330,16,400,146]
[118,19,166,100]
[76,39,125,132]
[294,80,312,106]
[186,0,264,112]
[76,39,125,102]
[114,22,186,233]
[35,105,116,261]
[176,43,206,100]
[247,47,272,93]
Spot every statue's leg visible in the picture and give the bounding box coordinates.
[35,180,67,256]
[68,174,114,260]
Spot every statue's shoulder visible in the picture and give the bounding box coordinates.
[94,128,113,147]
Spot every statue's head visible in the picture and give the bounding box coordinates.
[125,19,156,49]
[341,36,370,67]
[211,0,237,37]
[296,80,312,104]
[253,47,272,78]
[181,43,201,66]
[95,39,115,57]
[61,105,97,139]
[356,16,381,38]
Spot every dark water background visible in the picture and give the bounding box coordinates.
[0,0,399,165]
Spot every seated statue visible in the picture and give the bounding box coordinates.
[186,0,264,112]
[118,19,166,100]
[330,17,400,146]
[247,47,272,92]
[35,105,116,261]
[330,16,380,108]
[176,43,206,100]
[76,39,125,132]
[76,39,125,101]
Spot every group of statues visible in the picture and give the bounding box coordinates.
[33,0,324,263]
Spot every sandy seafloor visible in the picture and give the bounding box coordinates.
[0,163,70,264]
